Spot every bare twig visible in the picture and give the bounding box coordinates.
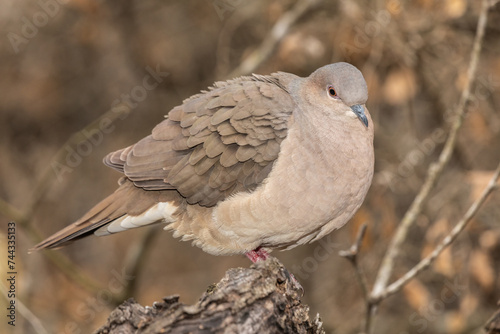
[215,3,260,78]
[489,0,500,7]
[0,199,24,223]
[339,223,370,332]
[362,1,494,332]
[339,224,367,260]
[29,107,132,292]
[485,301,500,334]
[0,105,133,294]
[25,103,131,223]
[374,161,500,302]
[1,201,104,292]
[370,0,492,301]
[113,227,160,304]
[1,282,50,334]
[227,0,320,78]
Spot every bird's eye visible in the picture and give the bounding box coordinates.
[327,85,338,98]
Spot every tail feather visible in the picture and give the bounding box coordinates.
[30,180,180,251]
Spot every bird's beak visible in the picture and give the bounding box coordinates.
[350,104,368,127]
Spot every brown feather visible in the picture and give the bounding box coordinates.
[33,72,297,250]
[30,180,179,251]
[203,133,226,158]
[217,122,237,136]
[219,145,239,167]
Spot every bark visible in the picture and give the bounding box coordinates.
[94,257,325,334]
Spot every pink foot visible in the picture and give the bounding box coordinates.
[245,247,269,263]
[245,248,304,294]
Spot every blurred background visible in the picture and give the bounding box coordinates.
[1,0,500,333]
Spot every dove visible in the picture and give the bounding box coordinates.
[31,62,374,262]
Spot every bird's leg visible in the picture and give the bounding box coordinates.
[245,247,269,263]
[245,248,304,294]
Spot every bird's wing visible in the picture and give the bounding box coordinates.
[103,73,297,206]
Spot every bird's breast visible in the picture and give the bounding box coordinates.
[211,120,374,250]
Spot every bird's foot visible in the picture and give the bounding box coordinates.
[245,247,269,263]
[245,248,304,295]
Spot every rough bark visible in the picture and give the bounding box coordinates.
[94,257,325,334]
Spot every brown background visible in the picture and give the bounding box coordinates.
[1,0,500,333]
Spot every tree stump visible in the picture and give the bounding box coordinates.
[95,257,325,334]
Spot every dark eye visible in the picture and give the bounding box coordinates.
[328,85,338,98]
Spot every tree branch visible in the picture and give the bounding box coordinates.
[339,223,372,334]
[370,0,492,301]
[227,0,320,78]
[94,257,324,334]
[339,223,369,302]
[1,281,50,334]
[113,227,160,305]
[373,161,500,303]
[9,105,133,293]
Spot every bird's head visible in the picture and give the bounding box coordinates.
[301,62,369,128]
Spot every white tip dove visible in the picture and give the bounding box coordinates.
[31,62,374,262]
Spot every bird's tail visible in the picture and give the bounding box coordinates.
[30,180,180,252]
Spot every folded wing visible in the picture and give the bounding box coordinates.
[104,73,297,206]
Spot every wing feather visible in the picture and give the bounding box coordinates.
[102,73,297,206]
